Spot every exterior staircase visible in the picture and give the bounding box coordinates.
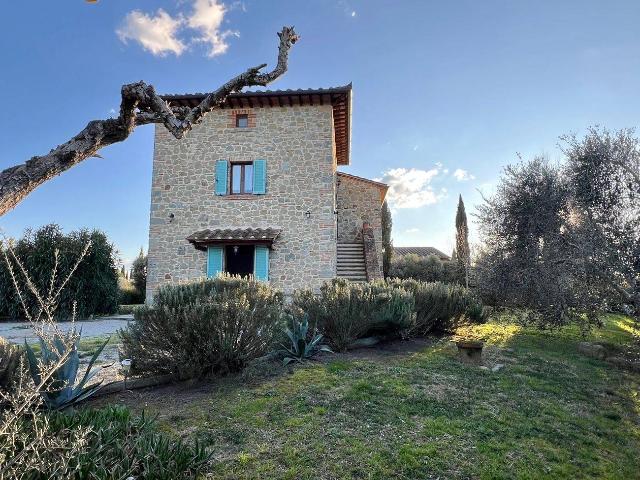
[336,242,367,282]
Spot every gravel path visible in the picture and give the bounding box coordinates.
[1,315,136,385]
[0,315,134,345]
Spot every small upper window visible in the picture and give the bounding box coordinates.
[236,114,248,128]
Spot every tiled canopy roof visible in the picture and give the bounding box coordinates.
[394,247,450,261]
[187,228,281,250]
[161,85,352,166]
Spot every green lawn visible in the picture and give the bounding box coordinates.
[110,314,640,479]
[27,333,120,358]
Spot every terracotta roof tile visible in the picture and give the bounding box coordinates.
[161,85,352,166]
[187,228,281,250]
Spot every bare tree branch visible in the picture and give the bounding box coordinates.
[0,26,299,217]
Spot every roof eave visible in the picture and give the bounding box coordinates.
[161,84,353,166]
[336,171,388,203]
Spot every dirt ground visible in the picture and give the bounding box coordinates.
[88,336,453,411]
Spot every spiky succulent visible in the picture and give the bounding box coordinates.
[280,315,332,365]
[25,331,109,410]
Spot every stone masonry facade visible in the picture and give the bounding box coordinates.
[335,173,385,278]
[147,104,338,299]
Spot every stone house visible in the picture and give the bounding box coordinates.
[146,85,388,300]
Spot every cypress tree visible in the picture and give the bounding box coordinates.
[455,195,470,287]
[381,200,393,278]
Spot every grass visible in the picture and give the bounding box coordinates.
[106,314,640,479]
[77,334,120,358]
[27,333,120,359]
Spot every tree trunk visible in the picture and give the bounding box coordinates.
[0,27,298,217]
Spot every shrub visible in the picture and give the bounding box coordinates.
[389,254,444,282]
[0,337,23,392]
[388,279,484,335]
[0,224,119,319]
[118,276,144,305]
[47,405,209,479]
[465,300,490,324]
[292,279,415,351]
[120,275,284,378]
[389,254,465,285]
[117,304,142,315]
[367,280,416,334]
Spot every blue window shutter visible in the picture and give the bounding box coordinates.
[254,246,269,281]
[253,159,266,194]
[207,246,224,277]
[215,160,228,195]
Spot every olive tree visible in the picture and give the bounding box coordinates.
[476,128,639,327]
[562,127,639,317]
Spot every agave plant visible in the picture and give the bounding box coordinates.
[280,315,332,365]
[24,331,110,410]
[0,337,23,392]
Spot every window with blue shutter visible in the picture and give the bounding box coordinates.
[254,246,269,281]
[252,159,266,195]
[207,246,224,277]
[215,160,228,195]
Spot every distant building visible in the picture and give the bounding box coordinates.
[393,247,450,262]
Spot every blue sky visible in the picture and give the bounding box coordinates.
[1,1,640,266]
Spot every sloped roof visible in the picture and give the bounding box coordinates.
[187,228,281,250]
[336,171,389,203]
[394,247,450,261]
[162,85,352,166]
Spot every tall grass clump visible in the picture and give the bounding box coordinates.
[292,279,415,351]
[47,405,209,479]
[120,275,284,379]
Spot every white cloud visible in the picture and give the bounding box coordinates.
[187,0,238,57]
[117,1,237,58]
[351,11,356,17]
[377,167,446,209]
[453,168,475,181]
[405,228,420,234]
[117,9,186,57]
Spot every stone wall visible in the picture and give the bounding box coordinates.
[147,104,337,300]
[336,174,384,277]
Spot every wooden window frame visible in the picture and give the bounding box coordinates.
[235,114,249,128]
[229,162,253,195]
